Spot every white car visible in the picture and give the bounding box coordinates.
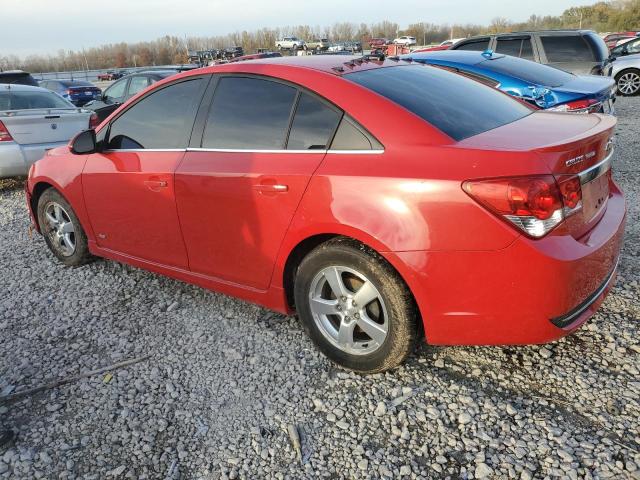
[275,37,306,50]
[393,36,417,46]
[0,84,96,178]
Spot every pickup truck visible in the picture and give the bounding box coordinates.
[275,37,306,50]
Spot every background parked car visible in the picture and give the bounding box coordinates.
[451,30,610,75]
[406,50,616,113]
[414,38,466,52]
[84,70,178,122]
[0,70,39,87]
[39,79,101,106]
[97,70,127,81]
[609,53,640,96]
[368,38,389,48]
[224,46,244,59]
[610,37,640,59]
[0,84,97,178]
[307,38,330,51]
[393,36,417,46]
[603,32,639,49]
[275,37,306,50]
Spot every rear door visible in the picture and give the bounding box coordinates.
[176,75,342,289]
[494,36,536,60]
[82,77,208,268]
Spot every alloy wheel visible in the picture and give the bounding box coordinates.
[618,72,640,95]
[308,266,388,355]
[43,202,76,257]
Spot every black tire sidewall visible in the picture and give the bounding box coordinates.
[37,188,91,267]
[294,241,417,373]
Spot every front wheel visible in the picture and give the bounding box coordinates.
[294,239,418,373]
[616,68,640,96]
[37,188,93,266]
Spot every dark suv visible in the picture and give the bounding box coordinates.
[451,30,609,75]
[0,70,39,86]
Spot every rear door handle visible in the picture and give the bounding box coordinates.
[144,180,168,192]
[253,184,289,193]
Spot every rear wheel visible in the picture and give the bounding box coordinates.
[37,188,92,266]
[294,239,418,373]
[616,69,640,96]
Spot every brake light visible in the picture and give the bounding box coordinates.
[463,174,582,238]
[548,98,600,113]
[88,112,100,129]
[0,121,13,142]
[66,89,72,96]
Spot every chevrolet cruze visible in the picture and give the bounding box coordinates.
[26,56,625,373]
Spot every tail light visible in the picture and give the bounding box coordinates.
[548,98,600,113]
[66,89,73,96]
[0,121,13,142]
[463,174,582,238]
[88,112,100,129]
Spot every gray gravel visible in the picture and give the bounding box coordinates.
[1,97,639,479]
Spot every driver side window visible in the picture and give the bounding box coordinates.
[104,79,127,104]
[107,78,205,150]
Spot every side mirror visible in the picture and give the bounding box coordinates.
[95,93,102,101]
[70,129,97,155]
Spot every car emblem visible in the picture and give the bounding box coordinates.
[51,123,57,130]
[565,150,595,167]
[605,138,614,155]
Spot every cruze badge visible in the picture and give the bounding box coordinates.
[566,151,595,167]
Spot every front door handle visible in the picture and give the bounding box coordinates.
[253,184,289,193]
[144,180,168,192]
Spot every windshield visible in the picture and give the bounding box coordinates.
[346,64,532,141]
[481,55,574,87]
[0,90,74,110]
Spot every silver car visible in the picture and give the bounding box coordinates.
[0,84,94,178]
[610,52,640,96]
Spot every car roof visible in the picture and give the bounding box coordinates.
[0,83,52,93]
[202,54,399,76]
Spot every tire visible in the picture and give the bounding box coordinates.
[294,238,418,373]
[37,188,93,267]
[616,68,640,96]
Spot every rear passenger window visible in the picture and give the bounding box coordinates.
[454,38,490,51]
[203,77,296,149]
[330,116,382,150]
[287,93,341,150]
[540,36,594,62]
[495,37,534,60]
[107,79,204,150]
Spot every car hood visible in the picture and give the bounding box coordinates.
[554,74,615,95]
[612,52,640,64]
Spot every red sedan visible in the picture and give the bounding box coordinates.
[25,56,625,373]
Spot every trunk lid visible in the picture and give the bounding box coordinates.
[460,111,616,238]
[0,109,90,144]
[554,74,615,96]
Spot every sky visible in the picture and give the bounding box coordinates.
[3,0,600,57]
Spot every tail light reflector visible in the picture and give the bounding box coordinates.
[0,121,13,142]
[89,112,100,129]
[548,98,600,113]
[463,174,583,238]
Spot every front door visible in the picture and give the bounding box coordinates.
[176,76,342,289]
[83,77,208,269]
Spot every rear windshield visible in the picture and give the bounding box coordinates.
[481,55,574,87]
[0,73,39,87]
[540,35,595,62]
[0,91,74,110]
[346,64,532,141]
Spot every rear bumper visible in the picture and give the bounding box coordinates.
[0,141,68,178]
[391,183,626,345]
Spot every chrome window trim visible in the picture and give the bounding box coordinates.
[103,149,187,153]
[185,148,385,154]
[100,148,386,154]
[578,148,613,185]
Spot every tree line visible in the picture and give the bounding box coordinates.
[1,0,638,73]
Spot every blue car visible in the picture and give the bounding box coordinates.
[39,79,102,107]
[402,50,616,114]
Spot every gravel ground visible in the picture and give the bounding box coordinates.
[0,98,639,480]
